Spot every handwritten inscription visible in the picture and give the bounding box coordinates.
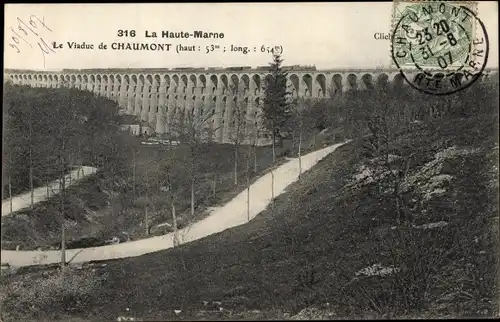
[7,15,55,68]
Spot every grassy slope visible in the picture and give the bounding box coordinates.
[1,115,498,321]
[0,141,286,250]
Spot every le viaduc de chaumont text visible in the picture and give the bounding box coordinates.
[52,30,225,51]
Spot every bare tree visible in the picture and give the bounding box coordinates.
[206,125,223,200]
[358,90,414,224]
[27,101,35,209]
[252,102,263,174]
[246,134,253,222]
[229,85,250,186]
[171,104,213,219]
[290,97,313,179]
[46,91,81,271]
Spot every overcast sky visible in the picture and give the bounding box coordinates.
[4,2,499,71]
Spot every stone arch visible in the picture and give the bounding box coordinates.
[302,74,312,96]
[131,74,138,86]
[289,74,300,97]
[123,75,130,92]
[331,74,343,95]
[138,74,145,88]
[377,73,389,90]
[188,74,196,94]
[210,74,218,93]
[241,74,250,95]
[172,74,179,91]
[230,74,239,94]
[146,74,153,88]
[252,74,261,95]
[198,74,207,89]
[361,74,374,90]
[392,74,404,89]
[315,74,326,97]
[148,73,157,85]
[110,75,116,90]
[162,74,170,86]
[102,75,108,91]
[347,74,357,91]
[189,74,197,88]
[180,74,188,90]
[220,74,229,94]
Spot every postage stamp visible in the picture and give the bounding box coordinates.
[391,0,489,95]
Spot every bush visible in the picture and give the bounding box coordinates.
[1,268,107,320]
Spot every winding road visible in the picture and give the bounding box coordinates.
[1,166,98,216]
[1,143,347,267]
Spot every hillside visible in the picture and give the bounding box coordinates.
[3,84,320,251]
[0,141,291,250]
[1,112,498,321]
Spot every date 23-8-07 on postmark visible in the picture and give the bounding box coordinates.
[391,1,489,95]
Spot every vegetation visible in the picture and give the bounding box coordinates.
[261,53,293,162]
[3,84,126,197]
[1,69,498,321]
[1,85,291,251]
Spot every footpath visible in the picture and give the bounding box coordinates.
[1,143,347,267]
[1,166,98,216]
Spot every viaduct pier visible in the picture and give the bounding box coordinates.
[5,66,496,144]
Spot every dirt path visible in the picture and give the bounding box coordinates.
[1,166,98,216]
[0,143,347,267]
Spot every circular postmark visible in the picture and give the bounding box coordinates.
[391,1,489,95]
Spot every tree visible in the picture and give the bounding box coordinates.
[262,53,293,162]
[207,128,223,200]
[134,149,161,237]
[251,103,265,173]
[229,85,250,185]
[290,97,314,179]
[46,89,81,270]
[171,104,213,219]
[156,142,187,248]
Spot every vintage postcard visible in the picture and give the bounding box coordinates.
[2,2,499,321]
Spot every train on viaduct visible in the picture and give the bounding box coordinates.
[4,66,496,144]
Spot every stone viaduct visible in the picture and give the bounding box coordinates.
[4,66,496,144]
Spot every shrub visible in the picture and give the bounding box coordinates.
[1,268,107,320]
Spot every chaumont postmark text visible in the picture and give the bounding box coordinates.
[391,1,489,95]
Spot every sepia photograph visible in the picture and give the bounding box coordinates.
[2,2,499,321]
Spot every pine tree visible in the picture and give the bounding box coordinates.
[262,53,292,162]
